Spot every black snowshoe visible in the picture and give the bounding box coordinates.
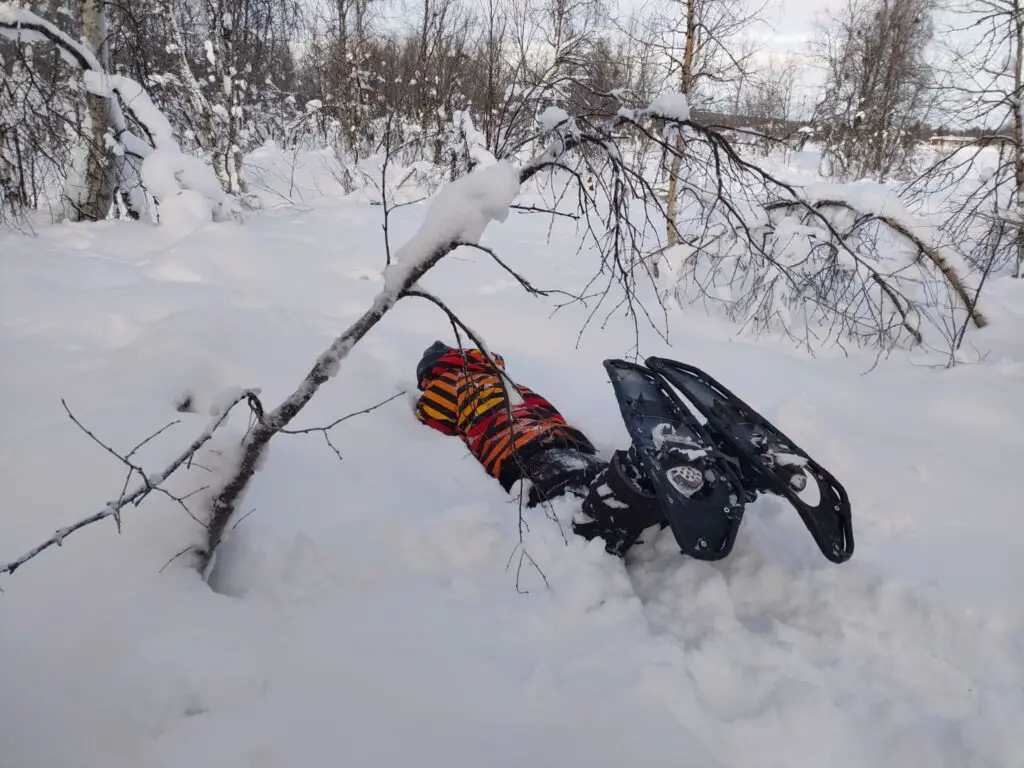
[594,359,748,561]
[601,357,854,564]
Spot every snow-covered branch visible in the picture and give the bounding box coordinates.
[766,197,988,330]
[0,4,230,224]
[561,94,975,350]
[0,389,256,578]
[198,156,539,574]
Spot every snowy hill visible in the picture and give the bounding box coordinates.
[1,154,1023,768]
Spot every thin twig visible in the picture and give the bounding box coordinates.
[279,391,406,435]
[159,544,199,573]
[510,203,580,220]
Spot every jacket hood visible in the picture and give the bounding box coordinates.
[417,344,505,388]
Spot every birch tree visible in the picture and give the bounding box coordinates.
[809,0,936,182]
[632,0,763,248]
[68,0,116,219]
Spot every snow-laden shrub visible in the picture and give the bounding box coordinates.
[1,6,233,227]
[659,179,986,353]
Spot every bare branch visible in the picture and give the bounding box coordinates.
[279,391,407,435]
[0,390,255,577]
[277,390,407,462]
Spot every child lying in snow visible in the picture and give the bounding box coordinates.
[414,340,662,555]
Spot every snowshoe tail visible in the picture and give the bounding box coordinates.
[603,359,747,560]
[645,357,854,564]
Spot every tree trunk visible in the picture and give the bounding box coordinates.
[664,0,696,252]
[1014,6,1024,278]
[70,0,116,221]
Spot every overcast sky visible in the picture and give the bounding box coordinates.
[751,0,837,52]
[615,0,845,107]
[619,0,843,56]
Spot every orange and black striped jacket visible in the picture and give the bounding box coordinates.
[415,348,595,490]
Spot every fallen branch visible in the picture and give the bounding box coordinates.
[608,109,927,346]
[0,389,255,578]
[766,198,988,330]
[196,147,575,576]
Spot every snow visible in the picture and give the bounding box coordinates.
[1,147,1023,768]
[209,385,250,417]
[647,91,691,122]
[537,105,571,133]
[140,146,229,228]
[651,423,707,459]
[383,159,521,292]
[772,451,808,468]
[82,72,177,151]
[451,109,495,168]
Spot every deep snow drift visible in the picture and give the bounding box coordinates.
[1,151,1023,768]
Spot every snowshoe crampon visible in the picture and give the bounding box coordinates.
[603,359,747,560]
[645,357,854,564]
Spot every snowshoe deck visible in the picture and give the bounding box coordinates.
[603,359,747,560]
[646,357,854,564]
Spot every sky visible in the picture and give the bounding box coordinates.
[619,0,843,57]
[614,0,843,114]
[749,0,838,52]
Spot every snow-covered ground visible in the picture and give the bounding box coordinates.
[2,152,1023,768]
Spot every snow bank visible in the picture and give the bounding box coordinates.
[141,148,231,228]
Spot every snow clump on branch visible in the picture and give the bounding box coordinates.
[645,92,691,122]
[383,160,521,292]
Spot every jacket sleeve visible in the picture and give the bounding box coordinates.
[415,380,459,436]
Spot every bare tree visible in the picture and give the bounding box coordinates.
[809,0,936,181]
[0,7,231,221]
[910,0,1024,279]
[464,0,509,149]
[739,56,798,123]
